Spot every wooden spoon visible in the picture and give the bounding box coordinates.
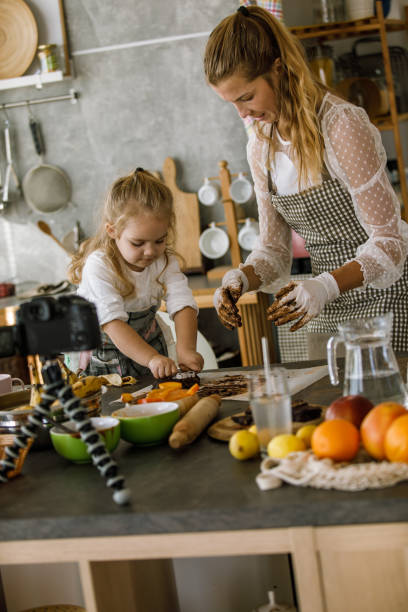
[37,220,73,255]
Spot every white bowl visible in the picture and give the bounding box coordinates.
[198,178,220,206]
[199,223,230,259]
[238,218,259,250]
[229,172,254,204]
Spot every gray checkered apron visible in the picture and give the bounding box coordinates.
[86,305,168,378]
[269,178,408,351]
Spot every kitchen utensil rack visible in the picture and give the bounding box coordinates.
[0,88,79,111]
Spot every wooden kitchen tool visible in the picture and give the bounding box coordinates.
[37,220,73,255]
[207,403,326,442]
[162,157,203,274]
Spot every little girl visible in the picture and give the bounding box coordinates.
[68,167,204,379]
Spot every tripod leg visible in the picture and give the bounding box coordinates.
[0,384,57,482]
[43,359,131,506]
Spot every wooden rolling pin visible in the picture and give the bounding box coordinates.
[169,394,221,449]
[174,394,199,417]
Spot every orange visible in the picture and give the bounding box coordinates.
[360,402,406,460]
[384,414,408,463]
[311,419,360,462]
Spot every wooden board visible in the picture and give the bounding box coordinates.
[162,157,204,274]
[207,405,326,442]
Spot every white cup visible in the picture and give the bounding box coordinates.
[0,373,25,395]
[229,172,254,204]
[198,178,221,206]
[238,218,260,251]
[198,222,230,259]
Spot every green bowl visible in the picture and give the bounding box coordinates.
[50,416,120,463]
[112,402,180,446]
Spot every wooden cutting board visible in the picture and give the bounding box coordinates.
[207,404,326,442]
[162,157,204,274]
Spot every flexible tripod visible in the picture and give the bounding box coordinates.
[0,357,131,506]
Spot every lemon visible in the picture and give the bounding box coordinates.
[229,430,260,460]
[267,434,306,459]
[248,424,258,435]
[296,424,317,448]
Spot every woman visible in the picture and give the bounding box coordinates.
[204,5,408,358]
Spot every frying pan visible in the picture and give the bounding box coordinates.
[22,115,72,214]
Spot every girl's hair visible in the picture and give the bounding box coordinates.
[203,6,329,186]
[68,168,177,297]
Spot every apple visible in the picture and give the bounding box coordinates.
[360,402,407,460]
[325,395,374,428]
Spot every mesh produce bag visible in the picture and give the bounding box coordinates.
[256,449,408,491]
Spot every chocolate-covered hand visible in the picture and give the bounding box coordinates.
[213,268,249,330]
[267,273,340,332]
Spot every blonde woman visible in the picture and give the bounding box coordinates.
[205,5,408,357]
[68,168,203,378]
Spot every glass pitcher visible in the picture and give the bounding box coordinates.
[327,313,408,407]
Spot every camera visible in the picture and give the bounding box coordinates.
[0,295,101,358]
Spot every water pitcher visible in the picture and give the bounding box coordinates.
[327,313,408,407]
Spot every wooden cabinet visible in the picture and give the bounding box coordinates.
[289,1,408,221]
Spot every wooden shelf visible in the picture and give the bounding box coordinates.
[291,1,408,221]
[289,15,407,41]
[373,112,408,131]
[0,70,66,91]
[0,0,71,93]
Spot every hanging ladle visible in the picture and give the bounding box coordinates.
[1,115,21,211]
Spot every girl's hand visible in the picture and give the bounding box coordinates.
[267,273,340,331]
[213,269,249,330]
[177,349,204,373]
[147,355,178,379]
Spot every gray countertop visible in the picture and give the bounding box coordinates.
[0,359,407,542]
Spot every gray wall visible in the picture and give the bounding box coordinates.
[0,0,323,286]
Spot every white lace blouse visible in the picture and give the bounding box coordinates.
[244,92,408,293]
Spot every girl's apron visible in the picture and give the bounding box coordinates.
[85,305,168,378]
[269,177,408,351]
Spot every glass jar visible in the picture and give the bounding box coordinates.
[309,44,335,87]
[313,0,336,23]
[37,44,59,73]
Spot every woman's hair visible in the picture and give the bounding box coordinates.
[204,6,329,186]
[68,168,177,297]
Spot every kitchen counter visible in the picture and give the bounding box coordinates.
[1,358,408,612]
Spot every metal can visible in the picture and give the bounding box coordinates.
[37,44,59,73]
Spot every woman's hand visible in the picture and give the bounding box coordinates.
[267,273,340,331]
[148,355,178,379]
[177,349,204,373]
[213,269,249,330]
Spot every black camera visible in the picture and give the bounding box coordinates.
[0,295,101,358]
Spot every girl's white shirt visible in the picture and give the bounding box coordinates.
[77,250,198,327]
[245,92,408,292]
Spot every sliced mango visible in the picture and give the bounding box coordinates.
[158,381,183,390]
